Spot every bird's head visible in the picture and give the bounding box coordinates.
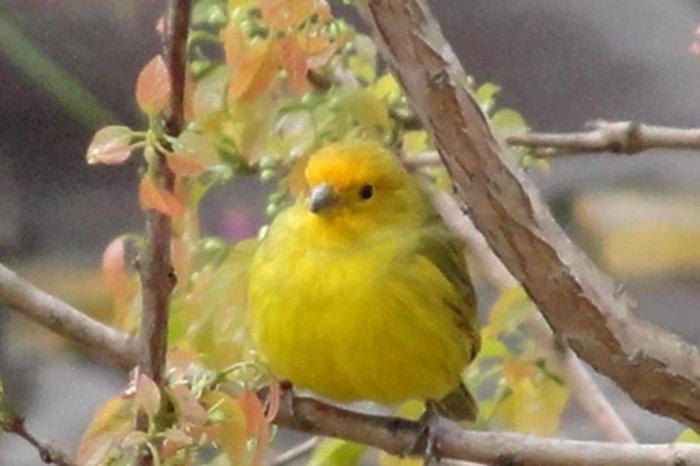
[301,140,424,236]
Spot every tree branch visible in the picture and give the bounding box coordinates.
[273,393,699,466]
[429,188,635,443]
[507,122,700,157]
[0,264,687,466]
[137,0,191,391]
[7,418,76,466]
[135,3,191,464]
[0,262,138,370]
[362,0,700,431]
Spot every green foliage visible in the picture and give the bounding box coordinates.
[0,379,20,432]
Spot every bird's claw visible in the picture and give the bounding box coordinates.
[404,402,443,465]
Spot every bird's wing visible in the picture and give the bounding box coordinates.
[414,222,481,359]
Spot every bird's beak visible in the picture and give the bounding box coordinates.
[309,183,340,213]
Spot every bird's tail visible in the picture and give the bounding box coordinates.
[434,383,477,422]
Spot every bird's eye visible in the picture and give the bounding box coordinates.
[358,184,374,200]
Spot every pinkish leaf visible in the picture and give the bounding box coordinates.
[135,374,161,417]
[170,384,207,426]
[86,126,133,165]
[136,55,171,114]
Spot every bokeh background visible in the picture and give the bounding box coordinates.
[1,1,700,463]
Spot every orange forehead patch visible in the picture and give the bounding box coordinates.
[304,140,404,191]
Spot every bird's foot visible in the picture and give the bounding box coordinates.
[404,401,443,465]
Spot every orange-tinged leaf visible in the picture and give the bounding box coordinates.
[135,374,161,417]
[136,55,171,114]
[222,22,247,68]
[229,38,280,100]
[167,153,206,176]
[239,390,268,466]
[203,391,247,464]
[239,390,264,438]
[279,35,310,94]
[503,359,537,386]
[264,377,280,422]
[259,0,315,29]
[86,126,133,165]
[139,176,185,217]
[77,396,134,466]
[102,236,128,299]
[316,0,332,21]
[299,34,334,68]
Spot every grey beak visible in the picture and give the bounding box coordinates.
[309,183,340,213]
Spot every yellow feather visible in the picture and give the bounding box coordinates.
[248,140,480,416]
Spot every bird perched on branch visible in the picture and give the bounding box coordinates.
[248,140,480,421]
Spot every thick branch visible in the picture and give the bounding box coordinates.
[364,0,700,431]
[507,122,700,157]
[0,262,137,370]
[273,394,699,466]
[430,188,635,443]
[0,266,684,465]
[8,418,76,466]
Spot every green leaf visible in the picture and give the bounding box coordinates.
[474,82,501,114]
[483,286,535,339]
[490,109,527,139]
[0,378,19,430]
[307,439,366,466]
[676,428,700,443]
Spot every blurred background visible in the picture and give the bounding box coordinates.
[1,0,700,463]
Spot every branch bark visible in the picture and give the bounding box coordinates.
[0,262,138,370]
[0,267,689,466]
[507,122,700,157]
[430,188,635,443]
[363,0,700,431]
[273,393,699,466]
[135,3,191,464]
[137,0,191,390]
[7,418,76,466]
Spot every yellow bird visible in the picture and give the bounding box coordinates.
[248,140,480,420]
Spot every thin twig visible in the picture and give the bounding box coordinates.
[525,316,637,443]
[135,0,192,463]
[272,392,700,466]
[8,418,76,466]
[269,436,320,466]
[0,262,138,370]
[507,122,700,157]
[362,0,700,432]
[138,0,191,390]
